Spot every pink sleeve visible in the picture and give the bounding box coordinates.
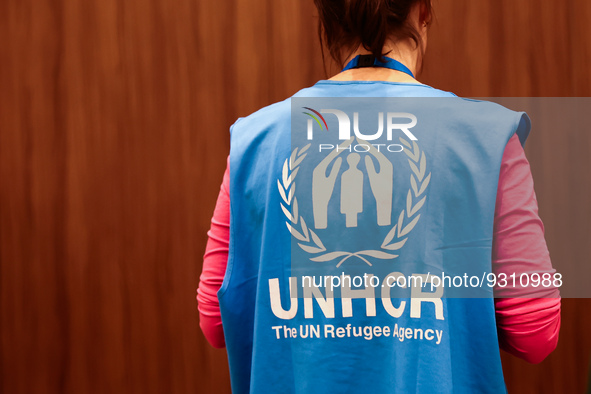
[492,133,561,363]
[196,156,230,348]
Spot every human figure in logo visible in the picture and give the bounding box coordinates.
[312,137,353,229]
[363,138,393,226]
[340,153,364,227]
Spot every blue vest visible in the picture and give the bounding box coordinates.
[219,81,530,393]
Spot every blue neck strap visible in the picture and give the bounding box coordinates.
[342,54,415,79]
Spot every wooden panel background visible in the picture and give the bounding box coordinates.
[1,0,589,393]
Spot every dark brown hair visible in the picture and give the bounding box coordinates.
[314,0,432,69]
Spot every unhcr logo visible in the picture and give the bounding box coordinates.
[279,107,432,267]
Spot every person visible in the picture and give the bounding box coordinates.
[197,0,561,392]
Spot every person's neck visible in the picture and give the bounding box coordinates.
[329,39,422,84]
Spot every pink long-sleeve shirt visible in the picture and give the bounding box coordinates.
[197,133,561,362]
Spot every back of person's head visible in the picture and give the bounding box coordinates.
[314,0,432,67]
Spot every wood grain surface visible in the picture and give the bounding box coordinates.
[1,0,589,393]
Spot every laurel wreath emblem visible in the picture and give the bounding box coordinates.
[278,137,431,267]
